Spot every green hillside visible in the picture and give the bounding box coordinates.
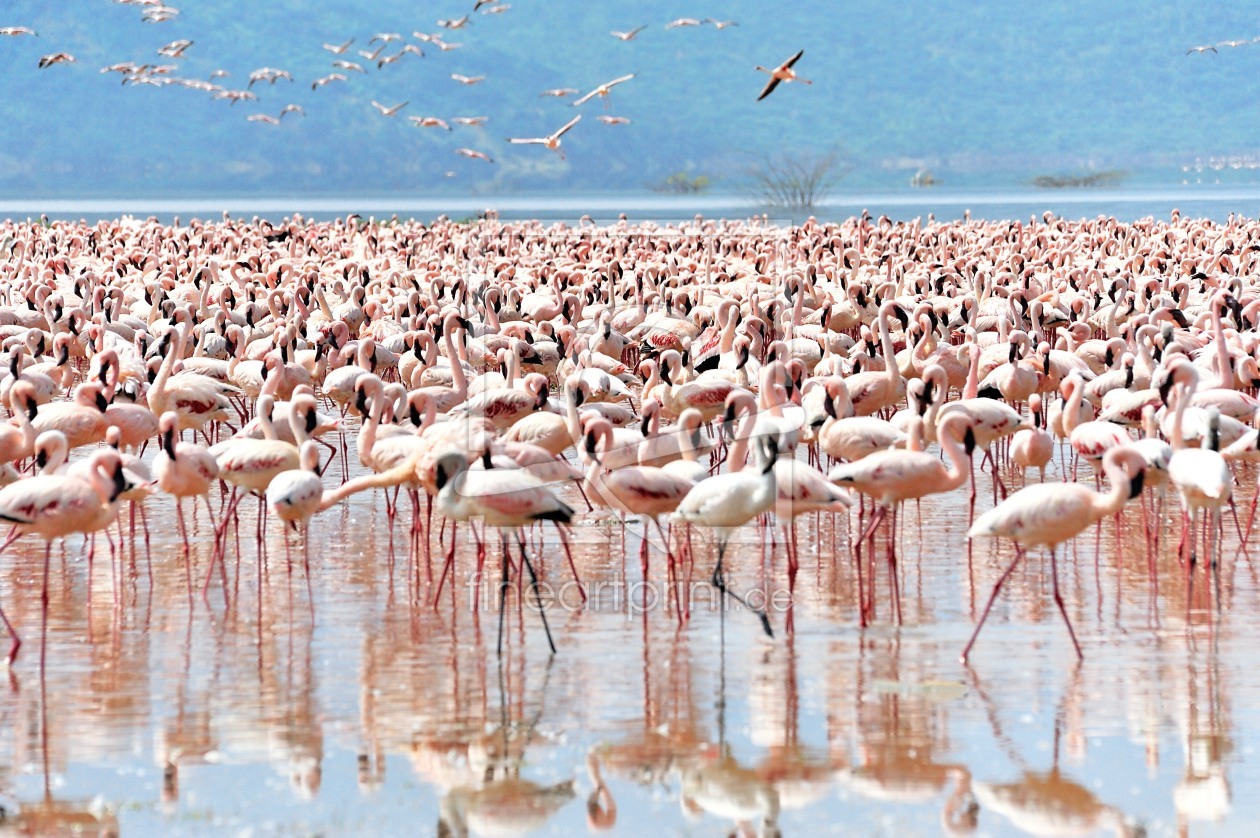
[1,1,1259,197]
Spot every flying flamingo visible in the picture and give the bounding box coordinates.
[572,74,635,107]
[610,26,647,41]
[322,38,354,54]
[756,49,809,101]
[455,148,494,162]
[507,114,582,158]
[371,100,409,116]
[963,444,1148,661]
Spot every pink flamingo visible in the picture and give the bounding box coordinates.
[266,439,324,598]
[1009,393,1054,483]
[0,380,38,484]
[583,417,694,579]
[153,410,220,551]
[843,303,906,417]
[963,444,1148,661]
[0,449,133,665]
[828,413,973,623]
[433,451,575,654]
[1162,362,1234,588]
[31,380,109,450]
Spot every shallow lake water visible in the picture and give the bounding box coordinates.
[0,427,1255,837]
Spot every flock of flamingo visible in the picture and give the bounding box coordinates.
[0,207,1254,669]
[1,4,807,173]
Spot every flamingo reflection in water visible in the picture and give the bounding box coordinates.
[436,659,576,837]
[832,638,978,835]
[967,670,1144,837]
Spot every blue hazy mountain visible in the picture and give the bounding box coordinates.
[1,1,1258,198]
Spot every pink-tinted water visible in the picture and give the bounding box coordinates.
[0,437,1255,836]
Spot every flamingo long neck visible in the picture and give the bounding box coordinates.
[963,346,980,400]
[1170,378,1194,451]
[719,303,739,353]
[313,285,335,320]
[146,326,182,414]
[925,368,948,431]
[1211,304,1233,389]
[261,356,283,399]
[300,441,320,473]
[564,384,583,445]
[504,348,520,388]
[290,402,314,446]
[905,415,924,453]
[678,417,700,463]
[1092,456,1135,520]
[444,327,469,397]
[727,408,757,471]
[937,422,971,492]
[40,438,69,475]
[877,308,898,392]
[1063,378,1084,436]
[357,395,381,464]
[1142,406,1158,441]
[8,389,34,448]
[86,456,115,505]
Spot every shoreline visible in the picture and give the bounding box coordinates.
[4,183,1260,226]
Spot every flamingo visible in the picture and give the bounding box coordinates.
[1162,363,1234,582]
[1010,393,1054,483]
[432,451,573,654]
[0,449,133,665]
[266,439,324,595]
[672,436,781,637]
[755,49,809,101]
[507,115,582,158]
[828,413,973,623]
[963,444,1148,661]
[572,74,634,107]
[153,410,220,551]
[31,380,109,450]
[0,380,38,483]
[583,417,694,576]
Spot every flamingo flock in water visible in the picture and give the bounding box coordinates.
[0,208,1254,666]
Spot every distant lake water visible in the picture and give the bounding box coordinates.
[6,185,1260,226]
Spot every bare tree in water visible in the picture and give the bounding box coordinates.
[745,148,851,210]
